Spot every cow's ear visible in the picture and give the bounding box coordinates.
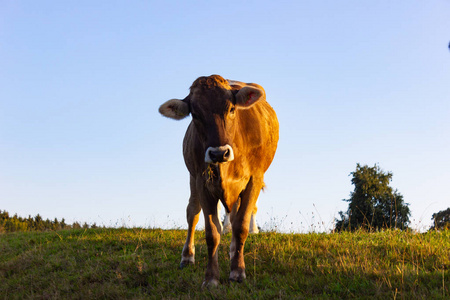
[234,86,265,108]
[159,99,190,120]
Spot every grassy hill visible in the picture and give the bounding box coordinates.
[1,228,448,299]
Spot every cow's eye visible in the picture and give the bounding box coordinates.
[229,106,236,117]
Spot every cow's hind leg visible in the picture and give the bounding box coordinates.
[217,202,225,234]
[249,204,259,234]
[180,176,201,268]
[222,212,232,234]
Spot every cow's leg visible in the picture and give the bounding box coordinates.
[180,176,201,268]
[225,196,240,235]
[217,202,224,234]
[228,197,240,259]
[229,177,262,282]
[222,211,232,234]
[229,201,258,235]
[249,204,259,234]
[200,195,222,288]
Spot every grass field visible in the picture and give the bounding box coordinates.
[1,228,449,299]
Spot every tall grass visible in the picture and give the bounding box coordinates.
[1,228,448,299]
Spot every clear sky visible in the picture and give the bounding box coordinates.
[1,1,449,232]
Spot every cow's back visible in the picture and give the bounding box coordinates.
[233,99,278,173]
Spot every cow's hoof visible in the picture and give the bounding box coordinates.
[229,270,246,283]
[202,279,219,289]
[179,259,194,269]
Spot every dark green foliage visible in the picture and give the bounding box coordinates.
[430,207,450,231]
[336,164,411,231]
[0,210,95,233]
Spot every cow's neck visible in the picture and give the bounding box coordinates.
[204,161,250,213]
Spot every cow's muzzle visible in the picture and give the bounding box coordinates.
[205,145,234,164]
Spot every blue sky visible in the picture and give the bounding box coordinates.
[1,1,449,232]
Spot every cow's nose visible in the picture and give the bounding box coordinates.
[205,145,234,164]
[210,149,230,162]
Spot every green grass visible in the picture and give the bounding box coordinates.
[1,228,449,299]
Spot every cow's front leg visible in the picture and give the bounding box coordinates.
[229,177,262,282]
[201,199,222,288]
[180,176,201,268]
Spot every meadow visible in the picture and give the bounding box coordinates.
[1,228,449,299]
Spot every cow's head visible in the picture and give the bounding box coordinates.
[159,75,265,164]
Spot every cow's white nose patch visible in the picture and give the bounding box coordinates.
[205,145,234,164]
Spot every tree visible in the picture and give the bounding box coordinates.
[430,208,450,231]
[335,164,410,231]
[0,209,89,232]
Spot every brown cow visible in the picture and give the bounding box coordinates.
[159,75,279,287]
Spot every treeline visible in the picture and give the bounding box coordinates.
[0,210,98,233]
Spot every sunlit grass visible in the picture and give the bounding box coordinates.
[1,228,448,299]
